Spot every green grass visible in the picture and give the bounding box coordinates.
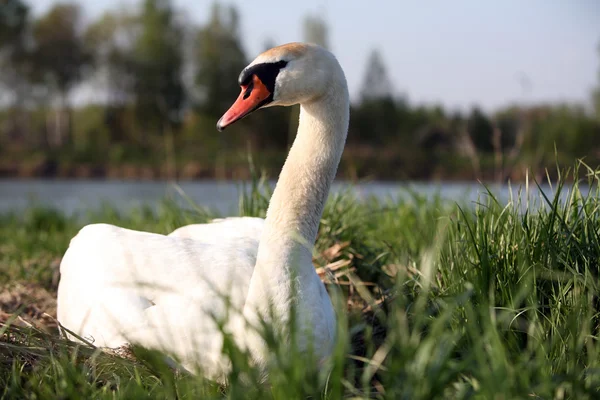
[1,161,600,399]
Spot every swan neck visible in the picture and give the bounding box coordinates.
[261,88,349,262]
[240,66,349,359]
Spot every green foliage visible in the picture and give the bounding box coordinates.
[83,11,137,109]
[359,49,394,102]
[70,105,111,153]
[31,3,90,94]
[594,41,600,120]
[0,0,35,120]
[467,107,494,152]
[0,0,28,48]
[1,162,600,398]
[351,97,407,146]
[194,2,247,119]
[131,0,184,133]
[521,105,600,161]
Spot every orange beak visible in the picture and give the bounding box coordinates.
[216,75,272,131]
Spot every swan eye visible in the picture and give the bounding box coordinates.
[242,80,254,100]
[238,60,288,93]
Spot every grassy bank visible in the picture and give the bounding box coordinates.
[1,162,599,399]
[0,146,483,181]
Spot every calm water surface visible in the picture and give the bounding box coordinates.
[0,179,589,216]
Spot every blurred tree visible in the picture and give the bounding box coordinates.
[467,107,494,152]
[360,49,394,102]
[194,2,246,119]
[84,11,137,144]
[84,11,137,107]
[0,0,32,142]
[302,14,329,49]
[132,0,184,137]
[351,49,403,146]
[0,0,28,49]
[351,97,401,146]
[31,3,91,147]
[32,3,90,97]
[593,40,600,120]
[524,105,600,157]
[193,3,246,177]
[495,108,522,149]
[0,0,32,98]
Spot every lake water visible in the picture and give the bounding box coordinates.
[0,179,590,216]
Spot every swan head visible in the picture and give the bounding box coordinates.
[217,42,343,131]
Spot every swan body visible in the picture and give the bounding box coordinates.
[58,223,258,374]
[56,42,349,382]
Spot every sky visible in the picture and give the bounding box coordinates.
[29,0,600,113]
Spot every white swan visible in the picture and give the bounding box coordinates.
[56,42,350,382]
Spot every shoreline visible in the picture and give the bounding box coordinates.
[0,160,565,183]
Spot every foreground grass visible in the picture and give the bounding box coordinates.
[1,162,599,399]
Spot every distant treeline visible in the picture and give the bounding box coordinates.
[1,0,600,181]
